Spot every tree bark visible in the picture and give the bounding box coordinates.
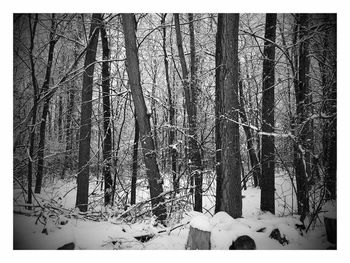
[260,13,277,214]
[58,94,63,142]
[174,13,203,212]
[35,14,57,194]
[161,14,178,194]
[294,14,311,221]
[76,13,102,212]
[186,225,211,250]
[131,115,139,205]
[62,79,75,176]
[122,13,167,222]
[214,14,223,213]
[150,69,158,151]
[100,20,113,206]
[27,14,39,207]
[238,80,260,187]
[218,13,242,218]
[188,13,203,212]
[318,14,336,200]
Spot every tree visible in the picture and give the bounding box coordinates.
[260,13,277,214]
[161,14,178,194]
[35,14,58,194]
[216,13,242,218]
[238,79,261,188]
[100,18,113,206]
[174,13,203,212]
[318,14,336,200]
[27,14,39,207]
[214,14,223,213]
[131,115,139,205]
[293,14,311,221]
[63,15,84,178]
[76,13,102,212]
[122,13,167,222]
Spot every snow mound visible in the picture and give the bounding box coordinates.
[190,214,212,232]
[210,211,235,230]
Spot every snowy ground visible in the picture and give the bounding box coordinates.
[13,172,334,250]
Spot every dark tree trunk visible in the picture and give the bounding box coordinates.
[294,14,311,221]
[174,13,203,212]
[238,80,260,187]
[318,14,336,200]
[35,15,57,194]
[122,13,167,222]
[63,81,75,177]
[63,14,84,176]
[260,13,277,214]
[161,14,178,193]
[218,14,242,218]
[76,13,102,212]
[151,72,158,151]
[58,94,63,143]
[111,97,128,207]
[188,13,203,212]
[100,20,113,206]
[131,115,139,205]
[240,152,247,191]
[27,14,39,207]
[214,14,223,213]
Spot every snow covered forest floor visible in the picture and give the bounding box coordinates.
[13,171,334,250]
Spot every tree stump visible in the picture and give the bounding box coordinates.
[324,216,336,245]
[185,225,211,250]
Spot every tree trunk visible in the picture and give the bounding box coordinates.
[100,20,113,206]
[111,97,128,207]
[76,13,102,212]
[174,13,203,212]
[318,14,336,200]
[122,13,167,222]
[218,13,242,218]
[63,80,75,177]
[260,13,277,214]
[294,14,311,221]
[188,13,203,212]
[35,14,57,194]
[161,14,178,194]
[238,80,260,187]
[58,94,63,143]
[27,14,39,208]
[151,71,159,151]
[214,14,223,213]
[131,115,139,205]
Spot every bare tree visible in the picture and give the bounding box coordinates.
[100,18,113,206]
[35,14,58,194]
[161,14,178,194]
[216,13,242,218]
[122,13,167,222]
[318,14,336,200]
[238,79,261,188]
[293,14,311,221]
[76,13,102,212]
[174,13,203,212]
[131,115,139,205]
[26,14,39,207]
[214,14,223,213]
[260,13,277,214]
